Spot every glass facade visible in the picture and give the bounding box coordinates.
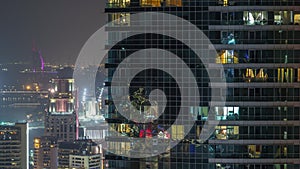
[104,0,300,169]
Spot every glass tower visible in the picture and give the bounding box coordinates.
[104,0,300,168]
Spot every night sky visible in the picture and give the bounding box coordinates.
[0,0,105,65]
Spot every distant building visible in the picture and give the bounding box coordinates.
[44,111,77,142]
[0,90,48,108]
[69,154,102,169]
[33,136,57,169]
[58,139,102,169]
[44,79,78,142]
[34,78,78,169]
[0,122,28,169]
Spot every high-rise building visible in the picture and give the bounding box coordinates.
[58,139,102,169]
[44,79,78,142]
[33,136,58,169]
[34,78,78,169]
[0,122,28,169]
[104,0,300,169]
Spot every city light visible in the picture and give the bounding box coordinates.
[26,85,31,90]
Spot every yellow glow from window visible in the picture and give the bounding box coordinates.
[34,138,40,143]
[216,50,238,64]
[171,125,184,140]
[108,0,130,8]
[140,0,161,7]
[166,0,182,6]
[294,14,300,24]
[26,85,31,90]
[278,68,294,82]
[223,0,228,6]
[34,139,40,149]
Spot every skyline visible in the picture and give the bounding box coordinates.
[0,0,105,65]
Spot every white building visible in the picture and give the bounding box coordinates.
[69,154,102,169]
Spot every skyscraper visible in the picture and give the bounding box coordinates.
[34,78,79,169]
[44,79,78,142]
[104,0,300,169]
[0,122,28,169]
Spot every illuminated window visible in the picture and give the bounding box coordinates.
[166,0,182,6]
[218,0,229,6]
[248,145,261,158]
[243,68,268,82]
[189,106,208,120]
[274,11,293,25]
[216,50,238,64]
[140,0,161,7]
[108,0,130,8]
[110,13,130,26]
[215,107,239,120]
[255,68,268,81]
[56,99,68,112]
[294,14,300,24]
[215,126,239,140]
[223,0,228,6]
[221,32,235,45]
[243,11,268,25]
[140,0,182,7]
[278,68,294,82]
[171,125,184,140]
[34,139,40,149]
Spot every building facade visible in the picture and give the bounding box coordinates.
[104,0,300,169]
[34,78,78,169]
[33,136,57,169]
[44,79,78,142]
[69,154,102,169]
[0,122,28,169]
[58,139,102,169]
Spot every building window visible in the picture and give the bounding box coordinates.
[278,68,294,83]
[243,11,268,25]
[215,126,239,140]
[165,0,182,6]
[294,14,300,25]
[215,107,239,121]
[216,50,238,64]
[110,13,130,26]
[243,68,268,82]
[140,0,161,7]
[221,32,236,45]
[108,0,130,8]
[140,0,182,7]
[56,99,68,112]
[274,11,293,25]
[248,145,261,158]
